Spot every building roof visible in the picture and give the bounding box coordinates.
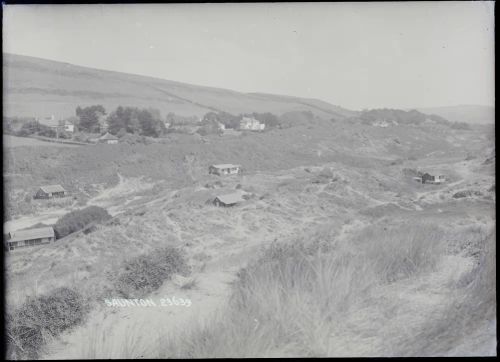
[215,192,246,205]
[9,226,54,243]
[39,184,66,193]
[210,164,241,169]
[241,116,259,122]
[99,132,119,140]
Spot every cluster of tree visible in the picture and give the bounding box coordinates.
[107,106,166,137]
[359,108,473,130]
[360,109,429,125]
[76,105,106,133]
[15,120,57,138]
[243,112,281,128]
[450,121,471,130]
[278,110,315,128]
[53,205,111,239]
[166,112,199,126]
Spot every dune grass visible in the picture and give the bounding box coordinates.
[157,222,470,358]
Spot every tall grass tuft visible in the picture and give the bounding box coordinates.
[159,223,448,357]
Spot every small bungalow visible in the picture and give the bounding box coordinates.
[213,192,246,207]
[5,226,55,251]
[35,185,67,199]
[99,132,119,144]
[209,164,242,176]
[421,173,446,184]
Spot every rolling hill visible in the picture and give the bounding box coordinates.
[3,53,356,123]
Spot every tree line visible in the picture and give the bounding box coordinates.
[4,105,283,140]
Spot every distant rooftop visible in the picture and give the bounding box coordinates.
[9,226,54,242]
[211,164,241,169]
[99,132,119,140]
[215,192,246,205]
[39,184,66,193]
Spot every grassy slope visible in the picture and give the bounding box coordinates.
[4,117,487,219]
[4,114,495,357]
[3,53,355,120]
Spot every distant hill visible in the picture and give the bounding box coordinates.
[3,53,356,123]
[415,105,495,125]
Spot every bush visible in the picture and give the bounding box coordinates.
[6,287,89,359]
[54,206,111,239]
[113,247,189,298]
[450,121,471,130]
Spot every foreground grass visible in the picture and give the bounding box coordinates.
[5,287,89,360]
[5,246,189,360]
[157,223,494,357]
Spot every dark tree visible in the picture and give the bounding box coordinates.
[75,105,106,133]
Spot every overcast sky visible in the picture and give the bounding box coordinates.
[3,2,495,110]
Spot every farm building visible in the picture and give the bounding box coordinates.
[5,226,55,251]
[421,173,446,184]
[35,184,67,199]
[213,192,246,207]
[209,164,242,176]
[240,117,265,131]
[98,132,119,144]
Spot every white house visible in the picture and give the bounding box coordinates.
[240,117,265,131]
[64,123,75,133]
[209,164,241,176]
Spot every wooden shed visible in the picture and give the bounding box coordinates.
[5,226,55,251]
[35,185,67,199]
[213,192,246,207]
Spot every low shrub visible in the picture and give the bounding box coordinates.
[54,206,111,239]
[113,247,189,298]
[6,287,89,359]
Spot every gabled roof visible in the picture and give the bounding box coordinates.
[241,116,259,122]
[39,185,66,193]
[99,132,118,140]
[210,164,241,169]
[215,192,246,205]
[9,226,54,242]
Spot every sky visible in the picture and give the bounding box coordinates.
[2,2,495,111]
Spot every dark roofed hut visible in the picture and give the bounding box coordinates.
[34,185,67,199]
[213,192,246,207]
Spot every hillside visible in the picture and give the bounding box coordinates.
[4,120,495,357]
[3,53,356,122]
[415,105,495,125]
